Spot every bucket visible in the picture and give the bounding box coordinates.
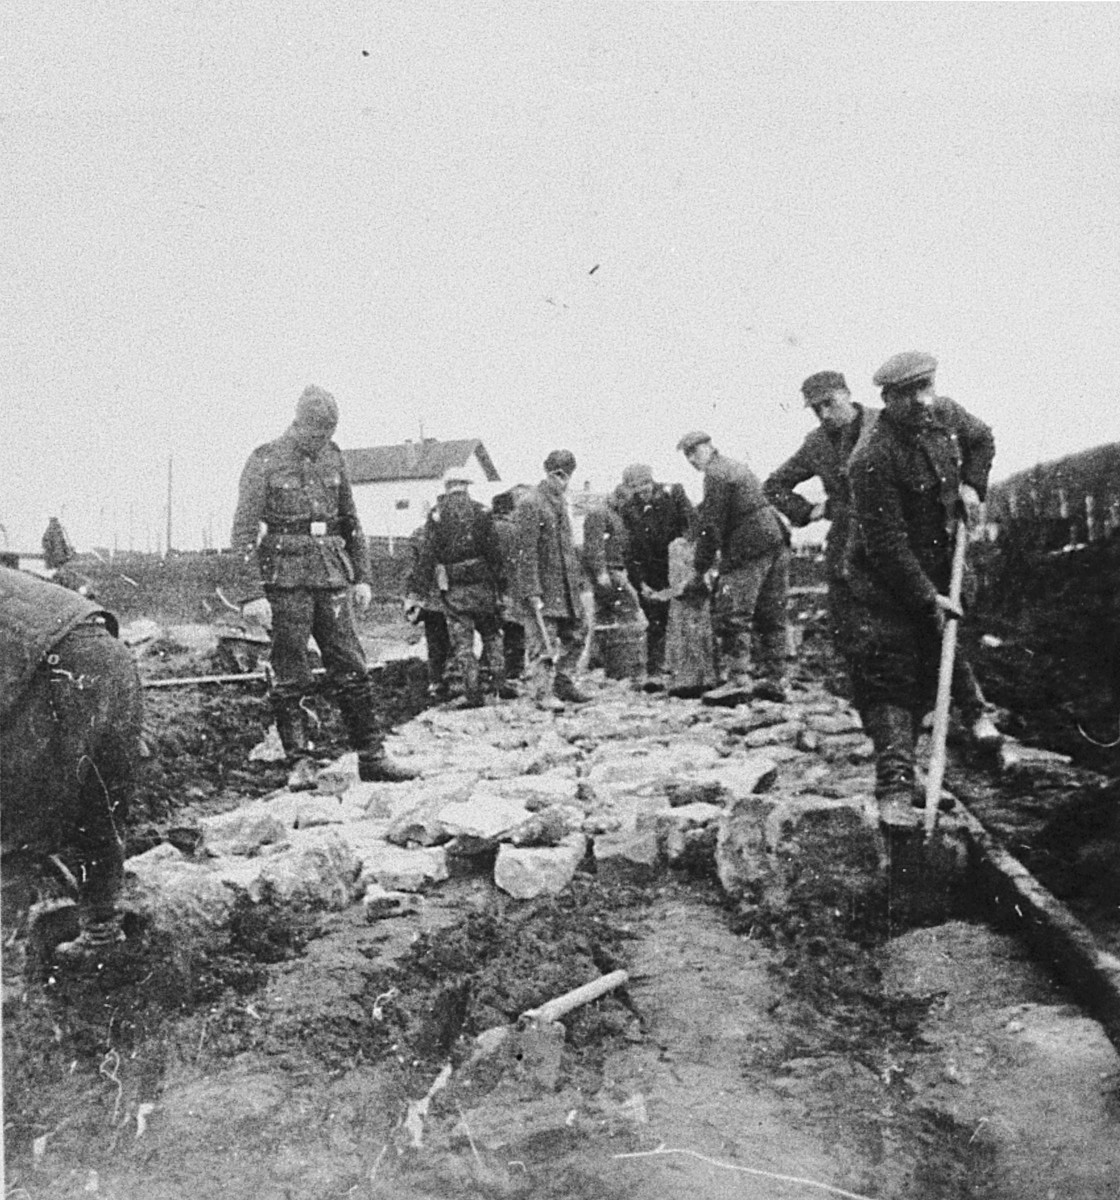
[596,623,647,680]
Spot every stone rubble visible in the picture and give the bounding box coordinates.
[119,670,1059,956]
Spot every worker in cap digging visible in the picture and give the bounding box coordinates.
[231,385,416,789]
[677,430,791,703]
[618,463,694,685]
[416,475,506,707]
[513,450,591,710]
[846,352,1001,822]
[764,371,879,685]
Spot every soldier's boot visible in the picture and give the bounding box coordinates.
[53,911,126,965]
[273,695,317,791]
[337,680,418,783]
[863,704,920,821]
[752,630,790,703]
[553,671,591,705]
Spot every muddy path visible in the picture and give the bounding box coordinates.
[4,616,1120,1198]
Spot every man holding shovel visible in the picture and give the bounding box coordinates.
[847,352,997,821]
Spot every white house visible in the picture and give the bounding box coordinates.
[342,438,501,542]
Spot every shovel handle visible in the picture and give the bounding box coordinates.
[924,520,969,837]
[520,969,629,1025]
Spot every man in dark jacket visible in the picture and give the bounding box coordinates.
[619,464,693,676]
[678,431,791,701]
[847,351,996,817]
[403,520,452,700]
[418,477,505,707]
[491,487,531,684]
[583,485,643,626]
[764,371,878,667]
[231,384,415,788]
[514,450,589,710]
[1,566,142,965]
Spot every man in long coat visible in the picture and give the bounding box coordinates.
[514,449,589,710]
[847,351,996,816]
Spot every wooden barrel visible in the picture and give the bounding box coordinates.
[596,624,647,680]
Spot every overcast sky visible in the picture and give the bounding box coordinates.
[4,2,1119,552]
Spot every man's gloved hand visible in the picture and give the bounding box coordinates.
[352,582,373,613]
[242,597,273,631]
[403,595,423,625]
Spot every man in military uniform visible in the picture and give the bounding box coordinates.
[417,476,505,707]
[847,352,996,817]
[678,430,791,702]
[231,385,414,788]
[514,450,590,710]
[619,464,694,678]
[1,566,143,966]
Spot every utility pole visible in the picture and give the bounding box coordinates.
[166,455,173,556]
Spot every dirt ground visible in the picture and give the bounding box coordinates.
[4,602,1120,1198]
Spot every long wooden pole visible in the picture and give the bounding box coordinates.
[924,520,969,838]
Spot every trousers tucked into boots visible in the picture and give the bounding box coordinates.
[336,676,416,783]
[861,704,918,804]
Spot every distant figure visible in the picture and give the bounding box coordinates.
[619,464,693,679]
[847,351,997,818]
[231,384,416,789]
[514,450,590,711]
[403,520,452,700]
[41,516,76,571]
[677,430,791,703]
[418,476,506,707]
[0,565,142,965]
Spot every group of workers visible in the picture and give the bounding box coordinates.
[0,348,998,969]
[231,348,1000,827]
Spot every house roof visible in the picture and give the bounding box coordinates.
[342,439,500,484]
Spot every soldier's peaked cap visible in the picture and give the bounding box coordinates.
[872,351,938,390]
[295,384,339,428]
[801,371,848,403]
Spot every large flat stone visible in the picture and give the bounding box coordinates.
[493,835,587,899]
[358,843,450,892]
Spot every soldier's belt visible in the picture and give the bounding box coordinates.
[265,520,335,536]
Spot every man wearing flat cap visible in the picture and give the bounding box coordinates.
[847,352,1000,818]
[764,371,878,672]
[618,464,694,678]
[514,450,590,709]
[677,430,791,701]
[232,385,416,788]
